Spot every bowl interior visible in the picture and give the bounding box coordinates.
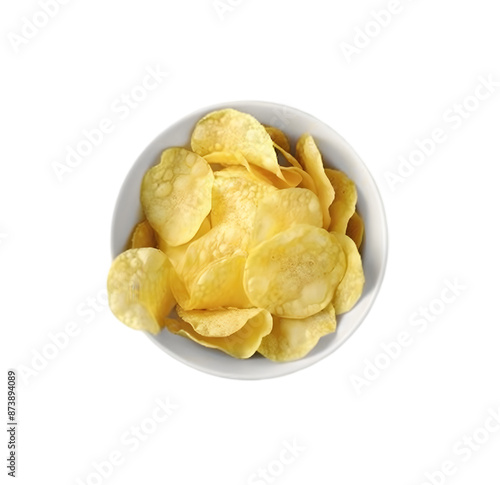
[111,101,388,380]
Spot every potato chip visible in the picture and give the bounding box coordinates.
[176,306,262,337]
[205,148,303,189]
[176,254,251,310]
[107,248,175,334]
[251,188,323,247]
[211,164,256,180]
[296,134,335,229]
[141,147,213,247]
[274,144,322,193]
[179,223,247,281]
[244,224,346,318]
[165,309,272,359]
[130,220,157,249]
[258,304,337,361]
[249,164,302,188]
[203,151,250,171]
[266,138,318,192]
[282,166,317,193]
[271,141,300,168]
[169,267,189,309]
[191,109,294,185]
[157,217,211,272]
[264,125,291,152]
[331,232,364,314]
[346,211,364,249]
[325,168,357,234]
[170,221,250,308]
[210,167,277,239]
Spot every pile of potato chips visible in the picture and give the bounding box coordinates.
[107,109,365,362]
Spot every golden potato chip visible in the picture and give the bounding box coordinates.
[296,134,335,229]
[170,221,250,309]
[346,211,364,249]
[204,153,301,190]
[169,268,189,310]
[157,217,211,272]
[244,224,346,318]
[251,188,323,247]
[141,147,213,247]
[130,220,157,249]
[210,167,277,238]
[205,147,302,189]
[262,137,317,192]
[271,136,323,193]
[325,168,357,234]
[249,164,302,188]
[331,232,364,314]
[176,254,251,310]
[264,125,291,152]
[165,309,272,359]
[107,248,175,334]
[203,151,250,171]
[176,306,262,337]
[258,304,337,361]
[179,223,247,281]
[191,109,294,185]
[282,166,317,193]
[272,142,301,169]
[211,164,256,180]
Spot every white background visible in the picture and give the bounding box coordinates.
[2,0,500,484]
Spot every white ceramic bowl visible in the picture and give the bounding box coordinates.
[111,101,388,380]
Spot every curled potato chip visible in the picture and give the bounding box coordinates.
[264,125,291,152]
[261,137,317,192]
[165,309,272,358]
[203,151,250,171]
[205,153,303,190]
[191,109,277,174]
[281,166,317,193]
[331,232,364,314]
[251,188,323,247]
[267,137,320,196]
[176,306,262,337]
[191,109,295,185]
[107,248,175,334]
[141,147,214,247]
[130,220,157,249]
[250,164,302,188]
[272,142,302,169]
[296,134,335,229]
[325,169,357,234]
[258,304,337,362]
[244,224,346,318]
[177,254,251,310]
[346,211,364,249]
